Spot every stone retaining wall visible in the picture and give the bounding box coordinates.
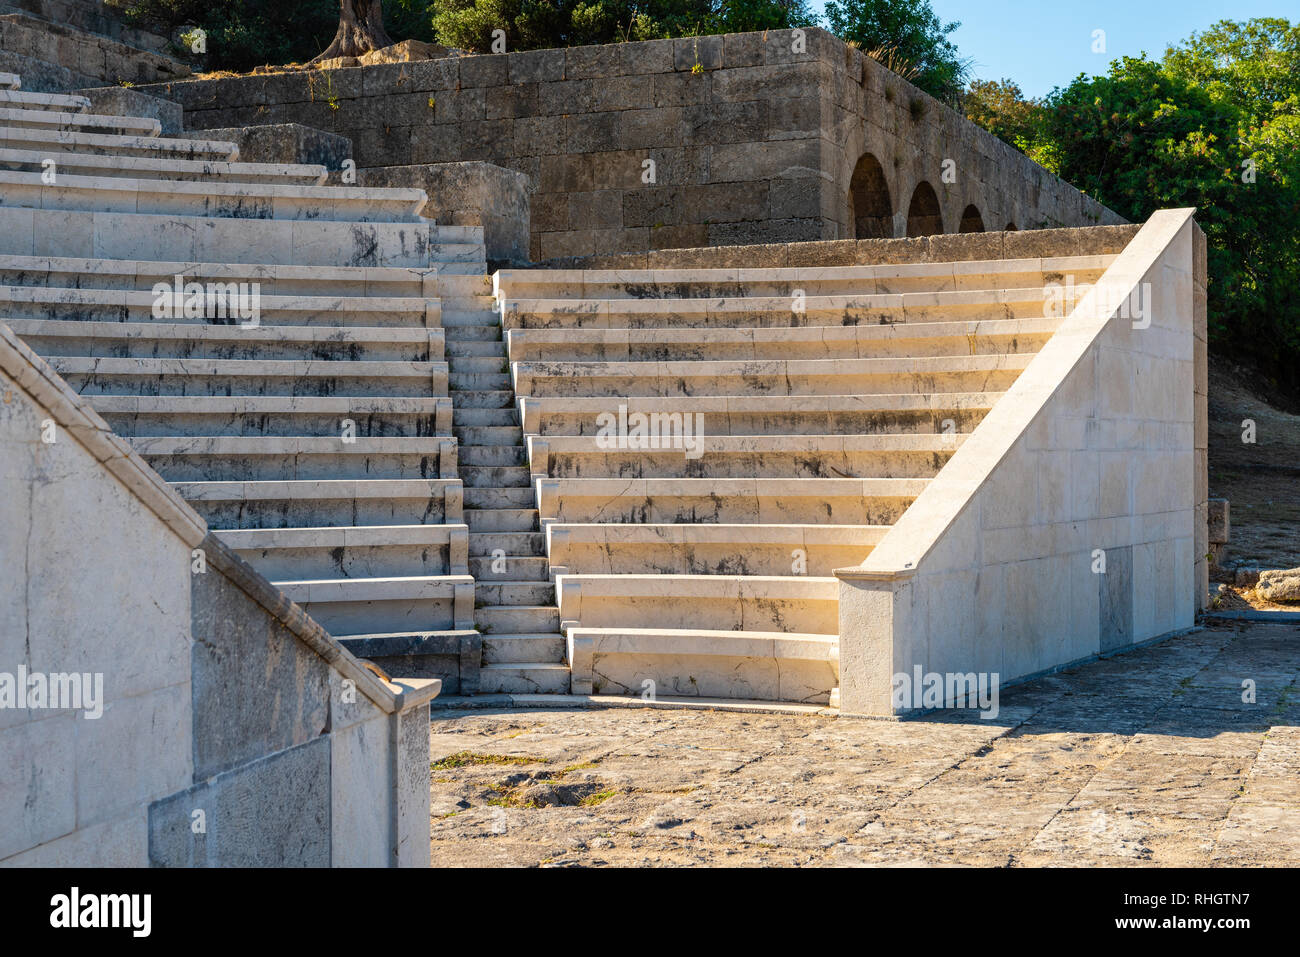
[141,28,1123,262]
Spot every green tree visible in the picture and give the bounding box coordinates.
[111,0,342,67]
[823,0,969,103]
[963,78,1056,169]
[429,0,817,53]
[1040,19,1300,394]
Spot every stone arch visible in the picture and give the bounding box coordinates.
[958,204,985,233]
[848,152,893,239]
[905,181,943,237]
[1004,221,1018,231]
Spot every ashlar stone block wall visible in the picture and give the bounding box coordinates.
[141,28,1122,262]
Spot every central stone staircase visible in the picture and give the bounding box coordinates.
[443,281,568,693]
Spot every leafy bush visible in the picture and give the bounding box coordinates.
[969,19,1300,397]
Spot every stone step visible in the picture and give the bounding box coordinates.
[477,604,561,634]
[0,254,440,301]
[506,317,1057,362]
[494,256,1114,299]
[518,392,998,437]
[475,580,555,606]
[537,476,926,525]
[274,574,474,636]
[0,206,478,269]
[481,633,566,664]
[501,288,1060,329]
[468,531,545,556]
[445,338,504,357]
[440,310,503,327]
[527,432,962,480]
[90,394,451,438]
[176,478,463,528]
[0,89,89,111]
[0,124,235,160]
[449,371,512,390]
[46,356,448,397]
[450,389,514,409]
[12,317,441,361]
[454,425,523,445]
[464,507,537,532]
[0,146,327,184]
[435,273,492,298]
[478,663,571,694]
[513,353,1033,398]
[130,435,456,482]
[436,262,492,276]
[547,522,888,577]
[0,105,159,136]
[460,445,526,468]
[335,630,479,691]
[0,284,437,328]
[458,464,530,487]
[449,355,509,373]
[0,169,427,222]
[557,573,838,635]
[0,73,19,90]
[469,555,549,581]
[216,523,469,579]
[565,627,836,702]
[454,408,517,427]
[463,485,534,509]
[442,324,501,342]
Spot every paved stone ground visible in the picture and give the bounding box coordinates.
[428,621,1298,866]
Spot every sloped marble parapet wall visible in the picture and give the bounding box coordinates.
[836,209,1207,715]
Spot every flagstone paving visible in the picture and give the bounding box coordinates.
[428,620,1298,866]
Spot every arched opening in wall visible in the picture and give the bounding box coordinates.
[959,204,985,233]
[1004,222,1018,231]
[905,182,943,237]
[848,153,893,239]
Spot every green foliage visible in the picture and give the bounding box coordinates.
[109,0,340,68]
[823,0,970,104]
[430,0,818,53]
[114,0,820,64]
[965,19,1300,396]
[1052,21,1300,394]
[964,79,1048,162]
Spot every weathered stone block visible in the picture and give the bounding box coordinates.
[1207,498,1229,545]
[723,32,764,68]
[622,38,675,75]
[568,189,623,231]
[148,737,331,867]
[359,161,530,263]
[199,122,352,170]
[189,564,330,779]
[77,85,183,134]
[460,53,509,88]
[620,106,688,150]
[511,48,564,84]
[674,35,723,72]
[565,43,622,79]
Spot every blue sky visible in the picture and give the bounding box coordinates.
[811,0,1292,98]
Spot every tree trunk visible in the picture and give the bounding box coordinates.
[311,0,394,62]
